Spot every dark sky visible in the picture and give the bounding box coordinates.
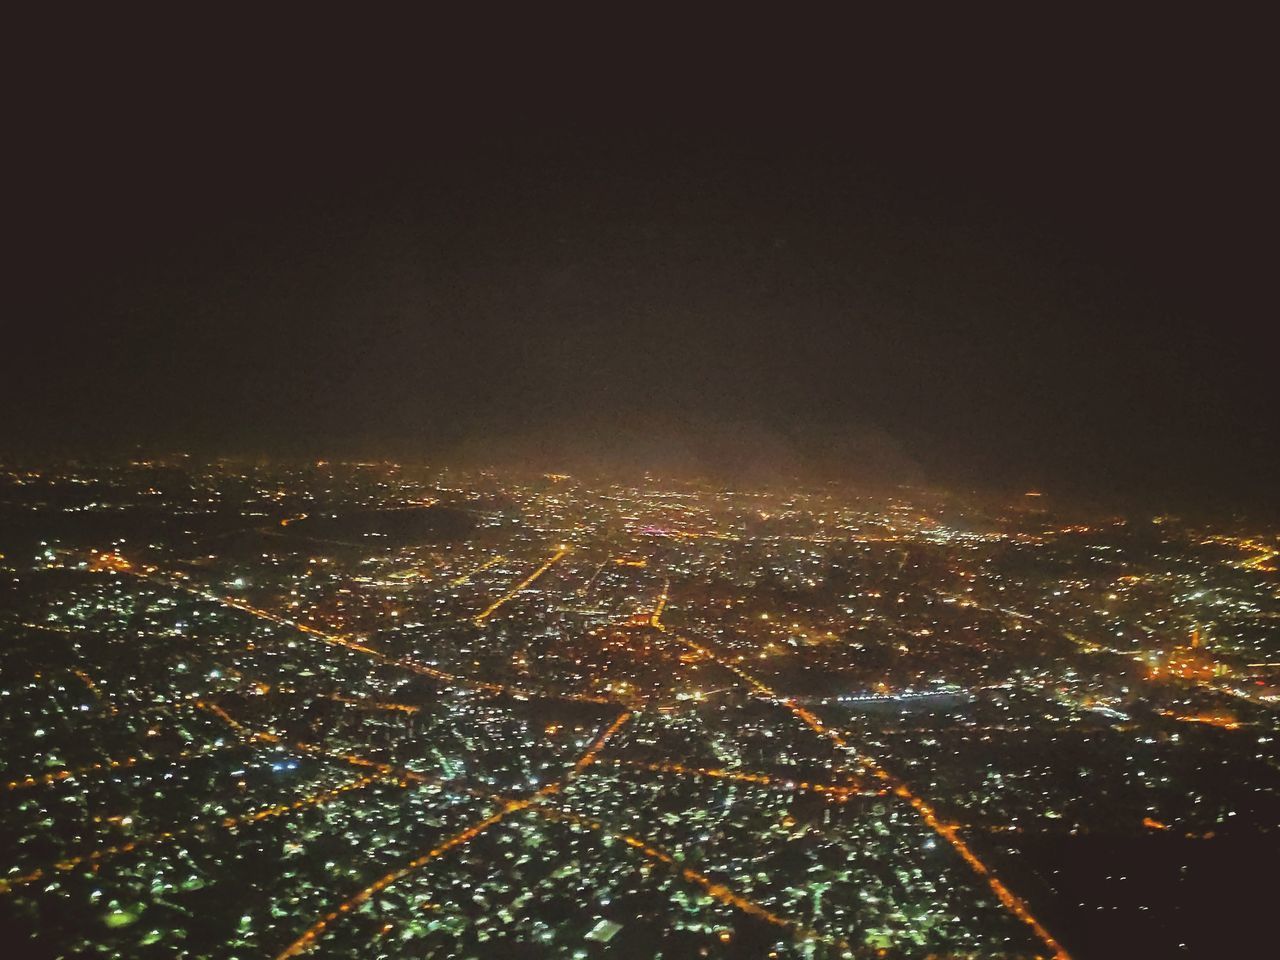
[7,19,1275,511]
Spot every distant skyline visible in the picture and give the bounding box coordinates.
[7,20,1275,513]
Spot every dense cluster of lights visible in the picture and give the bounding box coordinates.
[0,459,1276,957]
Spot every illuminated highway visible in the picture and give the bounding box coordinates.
[473,546,569,625]
[0,772,387,896]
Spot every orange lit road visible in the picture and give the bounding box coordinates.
[535,804,846,951]
[578,556,609,599]
[70,668,117,715]
[604,757,872,799]
[275,706,630,959]
[649,578,670,628]
[616,835,841,949]
[322,692,421,715]
[1170,713,1242,731]
[1,696,284,794]
[203,694,622,812]
[5,754,146,793]
[449,554,507,586]
[195,699,281,744]
[92,553,610,706]
[473,547,569,625]
[0,772,386,896]
[657,621,1071,960]
[3,741,243,794]
[194,697,500,804]
[555,713,844,949]
[572,710,633,773]
[228,679,419,717]
[889,783,1069,958]
[1201,534,1279,573]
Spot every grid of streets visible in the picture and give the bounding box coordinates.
[2,460,1278,958]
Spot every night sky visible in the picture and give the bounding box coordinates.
[8,21,1275,512]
